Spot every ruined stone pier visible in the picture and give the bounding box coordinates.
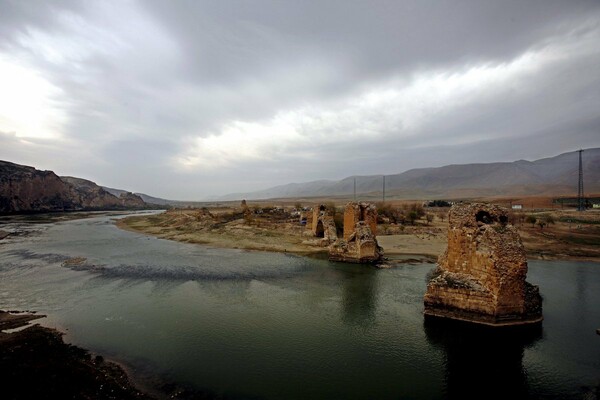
[328,202,382,263]
[310,204,338,243]
[424,203,542,326]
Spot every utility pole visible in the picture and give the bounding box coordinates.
[382,175,386,203]
[578,149,585,211]
[353,177,356,202]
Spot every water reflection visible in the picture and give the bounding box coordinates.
[575,266,587,315]
[337,265,379,326]
[3,214,600,399]
[424,317,542,399]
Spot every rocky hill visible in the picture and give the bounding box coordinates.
[62,177,145,209]
[0,161,78,213]
[102,186,174,206]
[216,148,600,200]
[0,161,147,214]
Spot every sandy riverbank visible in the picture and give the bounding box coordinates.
[116,212,326,255]
[116,208,600,262]
[116,210,448,261]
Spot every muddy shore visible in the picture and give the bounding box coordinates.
[0,310,152,400]
[0,311,230,400]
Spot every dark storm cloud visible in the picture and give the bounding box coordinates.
[0,0,599,198]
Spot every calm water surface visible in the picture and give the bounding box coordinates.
[0,212,598,399]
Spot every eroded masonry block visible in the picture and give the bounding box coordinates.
[311,204,338,243]
[423,203,542,326]
[329,202,382,263]
[343,202,378,241]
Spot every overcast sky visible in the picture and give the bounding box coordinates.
[1,0,599,199]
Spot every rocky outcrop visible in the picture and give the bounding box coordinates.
[0,160,147,214]
[424,203,542,326]
[64,177,146,210]
[0,161,78,213]
[116,191,145,208]
[61,176,145,209]
[328,202,382,263]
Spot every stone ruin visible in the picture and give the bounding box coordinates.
[424,203,542,326]
[343,202,377,241]
[329,202,382,263]
[310,204,338,243]
[240,199,249,212]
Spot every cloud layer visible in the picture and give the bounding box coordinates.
[1,0,599,199]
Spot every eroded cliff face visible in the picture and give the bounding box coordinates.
[61,177,145,209]
[0,161,146,214]
[424,203,542,326]
[117,192,145,208]
[0,161,78,213]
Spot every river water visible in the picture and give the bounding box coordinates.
[0,212,598,399]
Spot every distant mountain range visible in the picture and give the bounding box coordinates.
[0,161,151,214]
[3,148,598,213]
[215,148,600,201]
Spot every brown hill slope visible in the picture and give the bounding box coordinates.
[0,160,146,214]
[216,148,600,200]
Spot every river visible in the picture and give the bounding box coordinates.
[0,212,598,399]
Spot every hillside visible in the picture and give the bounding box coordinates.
[215,148,600,201]
[0,160,148,214]
[61,177,145,209]
[102,186,175,206]
[0,161,79,213]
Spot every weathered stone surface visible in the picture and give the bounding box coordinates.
[329,202,382,263]
[310,204,338,243]
[343,202,377,241]
[117,191,145,208]
[0,161,76,213]
[424,203,542,326]
[61,177,145,209]
[240,199,252,216]
[0,160,147,214]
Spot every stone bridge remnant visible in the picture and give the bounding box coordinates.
[424,203,542,326]
[329,202,382,263]
[311,204,338,243]
[343,202,377,241]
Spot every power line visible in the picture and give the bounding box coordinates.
[577,149,585,211]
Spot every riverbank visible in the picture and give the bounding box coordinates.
[117,208,600,262]
[116,210,444,265]
[0,311,234,400]
[0,310,152,400]
[116,209,329,255]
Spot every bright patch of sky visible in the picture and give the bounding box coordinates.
[0,0,599,198]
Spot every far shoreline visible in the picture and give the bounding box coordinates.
[115,211,600,263]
